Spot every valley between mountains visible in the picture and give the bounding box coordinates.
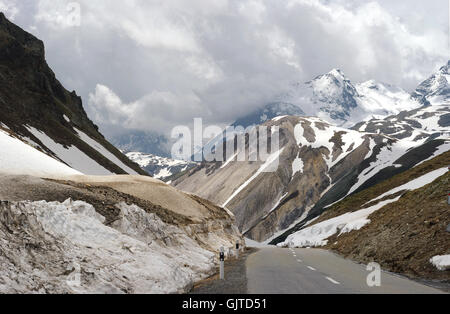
[0,12,448,294]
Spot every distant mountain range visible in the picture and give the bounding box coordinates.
[123,63,447,181]
[110,130,171,158]
[126,152,197,180]
[116,65,425,166]
[172,60,450,242]
[236,68,421,129]
[412,61,450,105]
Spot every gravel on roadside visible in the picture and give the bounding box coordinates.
[190,248,258,294]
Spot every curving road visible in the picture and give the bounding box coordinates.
[246,247,446,294]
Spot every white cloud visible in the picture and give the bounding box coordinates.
[238,0,267,24]
[89,84,204,133]
[35,0,81,29]
[0,0,18,20]
[3,0,449,137]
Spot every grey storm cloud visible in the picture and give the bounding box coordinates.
[1,0,448,136]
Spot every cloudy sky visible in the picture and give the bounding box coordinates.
[1,0,449,137]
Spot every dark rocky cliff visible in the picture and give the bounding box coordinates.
[0,13,146,175]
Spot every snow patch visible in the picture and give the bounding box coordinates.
[0,129,81,177]
[368,167,448,204]
[222,148,285,207]
[221,152,239,169]
[348,138,421,195]
[27,126,113,175]
[279,196,401,248]
[430,255,450,271]
[292,156,304,178]
[263,193,288,219]
[272,115,288,122]
[74,128,138,175]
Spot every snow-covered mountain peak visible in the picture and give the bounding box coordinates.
[126,152,197,180]
[326,68,347,81]
[355,80,417,116]
[358,80,397,91]
[439,60,450,73]
[413,60,450,105]
[309,68,355,93]
[293,68,360,122]
[272,68,422,127]
[355,61,449,142]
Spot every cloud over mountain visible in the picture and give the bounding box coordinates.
[3,0,448,136]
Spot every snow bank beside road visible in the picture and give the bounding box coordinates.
[367,167,448,204]
[430,255,450,271]
[280,166,449,249]
[279,197,401,248]
[0,199,217,294]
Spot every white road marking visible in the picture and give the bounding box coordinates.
[307,266,316,271]
[326,277,340,285]
[297,259,303,263]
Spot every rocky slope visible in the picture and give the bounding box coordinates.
[278,152,450,282]
[0,13,145,176]
[111,130,171,158]
[173,116,396,242]
[174,121,448,244]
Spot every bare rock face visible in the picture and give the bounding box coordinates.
[0,13,145,175]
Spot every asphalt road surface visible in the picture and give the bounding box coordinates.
[246,247,446,294]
